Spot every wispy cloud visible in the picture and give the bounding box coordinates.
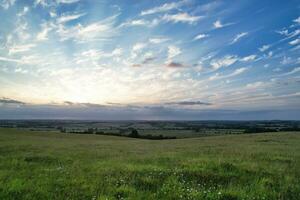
[0,97,25,105]
[293,16,300,24]
[149,37,170,44]
[162,13,203,24]
[131,43,147,59]
[142,57,156,64]
[133,43,146,51]
[35,0,81,7]
[167,45,181,60]
[36,22,53,41]
[213,20,234,29]
[57,0,81,4]
[166,61,185,68]
[280,56,292,65]
[120,19,156,28]
[75,48,123,64]
[165,101,212,106]
[63,101,105,108]
[194,33,209,41]
[240,55,256,62]
[8,44,36,55]
[57,12,86,24]
[209,67,248,80]
[289,38,300,45]
[123,12,202,27]
[0,56,21,63]
[276,28,300,39]
[210,55,238,70]
[259,44,270,52]
[140,1,185,16]
[230,32,248,44]
[34,0,50,7]
[280,67,300,76]
[246,81,266,89]
[0,0,15,9]
[56,14,118,42]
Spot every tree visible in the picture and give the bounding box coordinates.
[129,129,139,138]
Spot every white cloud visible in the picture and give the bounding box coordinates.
[277,29,300,40]
[0,0,15,9]
[0,54,43,66]
[140,1,185,16]
[280,56,292,65]
[75,48,123,64]
[167,45,181,60]
[0,56,21,63]
[209,67,247,80]
[246,81,265,89]
[240,55,256,62]
[213,20,222,28]
[131,43,147,59]
[112,48,122,56]
[273,67,281,72]
[36,22,54,41]
[49,11,57,18]
[230,32,248,44]
[57,0,80,3]
[232,67,248,75]
[289,38,300,45]
[210,55,238,70]
[281,67,300,76]
[267,51,273,58]
[56,15,118,42]
[80,49,102,60]
[15,67,28,74]
[259,45,270,52]
[34,0,49,7]
[120,19,150,27]
[57,12,86,24]
[17,7,29,17]
[133,43,146,51]
[162,13,203,24]
[120,12,203,27]
[149,37,170,44]
[276,29,289,36]
[8,44,36,55]
[293,16,300,24]
[127,19,147,26]
[194,34,209,40]
[213,20,233,29]
[289,29,300,38]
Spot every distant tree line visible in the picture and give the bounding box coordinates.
[58,127,176,140]
[244,126,300,133]
[127,129,176,140]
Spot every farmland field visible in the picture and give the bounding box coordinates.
[0,128,299,199]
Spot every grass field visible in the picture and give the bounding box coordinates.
[0,128,299,199]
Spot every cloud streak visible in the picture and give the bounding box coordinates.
[140,1,185,16]
[230,32,248,44]
[165,101,212,106]
[0,97,25,105]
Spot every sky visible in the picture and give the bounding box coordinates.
[0,0,300,120]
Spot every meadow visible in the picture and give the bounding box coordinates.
[0,127,299,199]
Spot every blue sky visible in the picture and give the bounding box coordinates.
[0,0,300,120]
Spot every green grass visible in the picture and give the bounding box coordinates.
[0,128,299,199]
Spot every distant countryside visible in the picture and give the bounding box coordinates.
[0,120,300,199]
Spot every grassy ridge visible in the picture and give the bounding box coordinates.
[0,128,299,199]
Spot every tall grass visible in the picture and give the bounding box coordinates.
[0,128,299,199]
